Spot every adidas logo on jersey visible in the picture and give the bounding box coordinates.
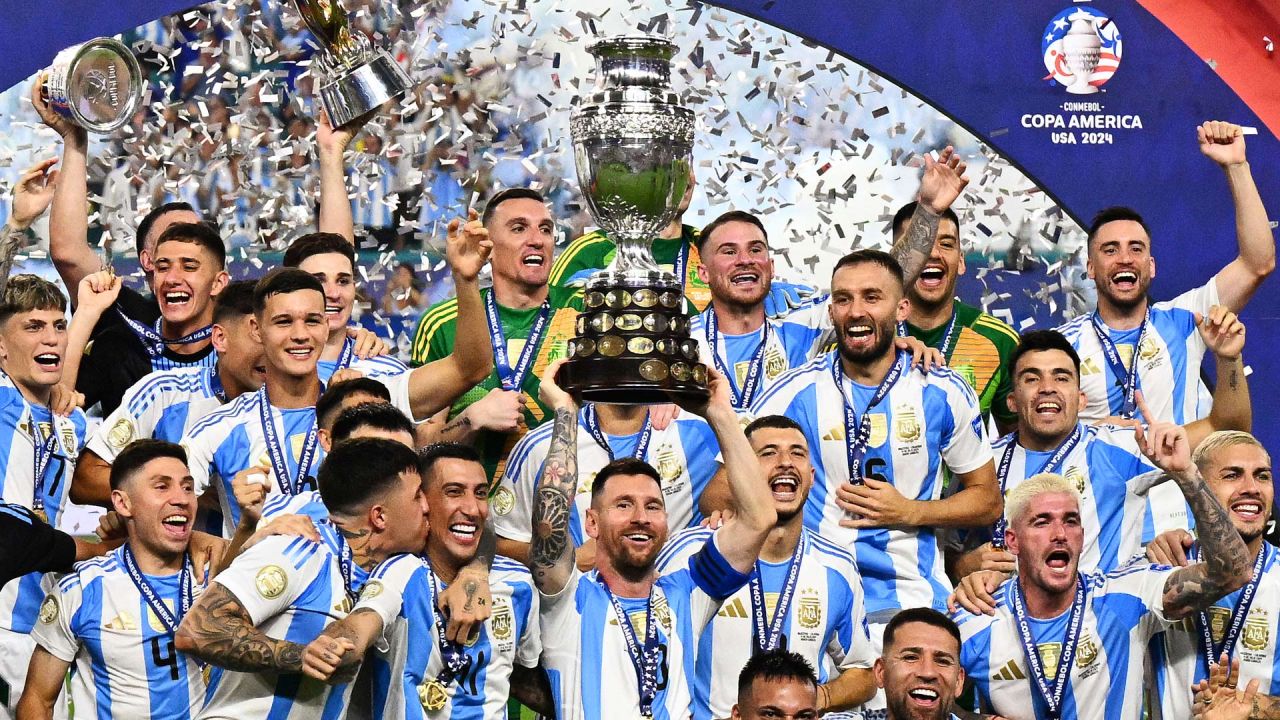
[991,659,1026,681]
[717,598,749,619]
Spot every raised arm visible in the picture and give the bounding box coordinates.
[1139,405,1251,620]
[61,270,121,390]
[174,583,305,673]
[677,368,775,573]
[1197,121,1275,312]
[1186,307,1250,449]
[405,209,495,419]
[1,158,60,297]
[31,78,98,299]
[890,146,970,285]
[528,360,581,595]
[315,110,371,242]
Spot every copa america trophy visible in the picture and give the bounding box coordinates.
[558,36,709,404]
[1062,11,1102,95]
[292,0,412,127]
[43,38,143,133]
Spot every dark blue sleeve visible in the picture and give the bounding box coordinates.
[688,534,751,601]
[0,504,76,586]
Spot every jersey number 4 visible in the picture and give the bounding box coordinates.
[150,637,180,680]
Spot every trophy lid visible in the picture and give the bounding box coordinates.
[48,38,144,134]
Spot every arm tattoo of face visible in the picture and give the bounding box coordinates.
[890,204,942,286]
[1162,469,1250,618]
[179,583,306,673]
[529,407,578,583]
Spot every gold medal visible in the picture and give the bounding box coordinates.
[628,337,655,354]
[605,290,632,309]
[616,314,643,331]
[419,679,449,712]
[642,313,669,333]
[639,359,669,382]
[633,289,659,308]
[584,291,606,309]
[598,336,626,357]
[33,507,48,524]
[590,313,615,333]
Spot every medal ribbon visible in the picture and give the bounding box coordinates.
[991,425,1084,549]
[1194,543,1267,668]
[335,336,356,372]
[933,308,960,357]
[208,367,228,404]
[428,568,475,685]
[1011,574,1086,720]
[1089,311,1151,419]
[257,387,319,495]
[116,308,213,358]
[484,290,550,391]
[831,352,903,485]
[749,531,807,654]
[583,404,653,462]
[120,544,194,634]
[28,415,60,521]
[705,307,770,409]
[603,581,661,718]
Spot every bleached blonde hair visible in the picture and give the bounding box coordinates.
[1193,431,1270,471]
[1004,472,1081,528]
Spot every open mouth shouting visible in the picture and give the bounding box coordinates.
[768,472,800,503]
[729,270,761,287]
[34,352,62,372]
[1033,398,1063,419]
[161,512,192,540]
[917,265,947,290]
[843,322,875,347]
[905,686,940,710]
[521,251,546,268]
[1110,270,1139,292]
[1044,547,1073,574]
[163,290,193,308]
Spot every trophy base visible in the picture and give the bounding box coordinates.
[559,356,710,405]
[559,276,708,406]
[319,50,412,127]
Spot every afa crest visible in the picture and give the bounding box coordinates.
[655,444,683,483]
[1075,634,1099,668]
[764,347,787,379]
[894,406,921,443]
[1064,466,1087,496]
[1244,612,1270,651]
[492,598,514,641]
[797,590,822,630]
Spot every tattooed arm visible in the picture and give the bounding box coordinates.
[438,520,496,643]
[890,146,969,285]
[175,583,306,673]
[301,608,383,684]
[1,157,61,297]
[1186,307,1250,449]
[529,360,580,595]
[1136,411,1251,620]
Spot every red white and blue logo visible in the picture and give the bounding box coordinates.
[1042,7,1122,94]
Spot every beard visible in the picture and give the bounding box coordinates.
[837,318,897,364]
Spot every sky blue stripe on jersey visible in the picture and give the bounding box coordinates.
[267,562,339,720]
[579,591,608,719]
[137,575,192,719]
[77,579,114,720]
[125,372,204,415]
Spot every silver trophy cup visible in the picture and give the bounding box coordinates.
[558,36,708,404]
[293,0,412,127]
[43,38,143,133]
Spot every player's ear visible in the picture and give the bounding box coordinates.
[317,428,332,453]
[111,488,132,518]
[249,315,262,344]
[211,324,230,354]
[585,508,600,539]
[873,656,886,689]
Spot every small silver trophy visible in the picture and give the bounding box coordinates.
[43,38,144,133]
[293,0,412,127]
[559,36,707,404]
[1062,11,1102,95]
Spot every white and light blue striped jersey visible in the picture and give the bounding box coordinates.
[492,410,722,547]
[86,366,228,463]
[1148,542,1280,720]
[357,553,540,719]
[181,362,414,536]
[0,373,89,633]
[989,424,1159,575]
[750,350,992,616]
[539,532,750,720]
[350,157,397,229]
[656,527,874,720]
[688,297,830,406]
[954,564,1175,720]
[31,546,208,719]
[317,347,409,385]
[198,492,368,720]
[1056,279,1217,426]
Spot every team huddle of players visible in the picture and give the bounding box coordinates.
[0,87,1274,720]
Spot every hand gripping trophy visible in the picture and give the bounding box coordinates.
[42,38,144,133]
[558,36,709,404]
[292,0,412,126]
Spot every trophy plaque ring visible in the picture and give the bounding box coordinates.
[557,36,708,405]
[43,38,143,134]
[292,0,412,127]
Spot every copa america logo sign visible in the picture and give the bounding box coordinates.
[1042,7,1122,94]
